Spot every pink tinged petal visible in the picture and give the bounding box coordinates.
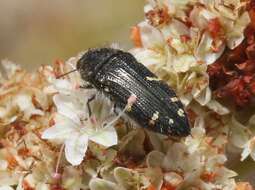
[41,115,77,140]
[89,126,118,147]
[65,134,89,166]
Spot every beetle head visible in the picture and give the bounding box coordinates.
[77,48,119,81]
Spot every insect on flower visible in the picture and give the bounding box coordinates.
[73,48,191,137]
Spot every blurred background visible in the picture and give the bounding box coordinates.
[0,0,144,70]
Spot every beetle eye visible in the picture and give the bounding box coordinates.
[76,60,82,70]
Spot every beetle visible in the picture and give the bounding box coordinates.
[76,48,190,137]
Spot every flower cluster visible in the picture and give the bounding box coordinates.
[208,8,255,107]
[131,0,250,111]
[42,59,118,166]
[0,0,255,189]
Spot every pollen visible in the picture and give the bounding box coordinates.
[177,109,185,117]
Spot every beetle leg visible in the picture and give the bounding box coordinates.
[87,95,96,117]
[113,104,118,115]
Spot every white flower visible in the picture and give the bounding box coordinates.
[0,186,14,190]
[241,137,255,161]
[15,93,44,120]
[195,32,225,65]
[1,59,21,79]
[42,79,118,166]
[224,11,251,49]
[229,116,250,149]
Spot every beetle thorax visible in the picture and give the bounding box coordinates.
[76,48,120,82]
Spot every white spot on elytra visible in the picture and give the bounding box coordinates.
[169,118,174,124]
[104,87,110,92]
[145,76,161,81]
[151,111,159,121]
[170,97,178,102]
[177,109,185,117]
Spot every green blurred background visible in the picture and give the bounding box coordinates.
[0,0,144,70]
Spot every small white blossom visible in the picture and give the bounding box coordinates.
[42,79,118,166]
[241,137,255,161]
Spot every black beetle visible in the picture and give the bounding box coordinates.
[76,48,190,137]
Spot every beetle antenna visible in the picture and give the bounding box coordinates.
[56,69,77,79]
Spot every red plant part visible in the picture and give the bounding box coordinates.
[161,182,176,190]
[130,26,142,48]
[145,5,171,27]
[207,18,222,39]
[22,180,35,190]
[50,184,66,190]
[147,185,157,190]
[201,171,217,182]
[180,35,191,43]
[207,4,255,107]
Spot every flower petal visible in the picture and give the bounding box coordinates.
[53,79,74,95]
[65,134,89,166]
[194,86,211,106]
[130,48,166,67]
[229,116,250,149]
[53,94,84,124]
[226,12,251,49]
[195,32,225,65]
[172,54,197,73]
[138,21,164,49]
[89,126,118,147]
[89,178,119,190]
[41,114,77,140]
[241,141,251,161]
[0,186,14,190]
[206,100,230,115]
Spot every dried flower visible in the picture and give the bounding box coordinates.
[207,9,255,107]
